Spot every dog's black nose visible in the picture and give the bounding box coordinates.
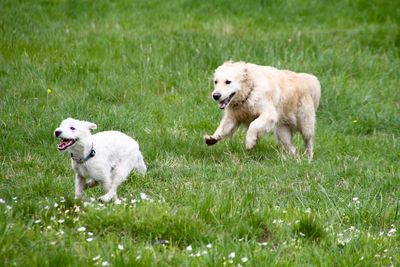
[213,92,222,100]
[54,130,62,137]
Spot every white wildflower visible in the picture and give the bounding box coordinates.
[86,237,94,242]
[241,257,248,263]
[115,199,122,205]
[77,226,86,232]
[92,255,101,261]
[337,235,352,246]
[75,206,81,212]
[387,228,396,237]
[186,245,192,251]
[229,252,235,259]
[118,244,124,250]
[54,203,58,208]
[58,219,65,224]
[0,198,5,204]
[206,243,212,249]
[140,193,148,200]
[35,219,41,224]
[88,232,94,236]
[102,261,110,266]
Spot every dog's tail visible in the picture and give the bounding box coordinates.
[303,74,321,110]
[135,153,147,175]
[311,78,321,110]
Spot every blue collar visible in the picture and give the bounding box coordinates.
[71,144,96,163]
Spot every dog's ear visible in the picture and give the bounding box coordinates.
[84,121,97,130]
[223,60,234,65]
[241,67,249,82]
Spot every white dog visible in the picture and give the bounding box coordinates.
[204,61,321,160]
[54,118,147,202]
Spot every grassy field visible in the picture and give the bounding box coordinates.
[0,0,399,266]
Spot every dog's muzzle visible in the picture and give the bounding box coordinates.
[218,92,236,109]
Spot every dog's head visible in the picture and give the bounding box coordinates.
[211,61,247,109]
[54,118,97,151]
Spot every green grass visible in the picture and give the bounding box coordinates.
[0,0,399,266]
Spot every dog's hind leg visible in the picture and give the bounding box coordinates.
[297,97,316,160]
[276,124,296,155]
[99,163,132,202]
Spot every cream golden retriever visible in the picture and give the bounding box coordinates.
[204,61,321,160]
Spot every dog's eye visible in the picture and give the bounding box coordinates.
[214,80,218,84]
[70,127,75,130]
[225,80,231,84]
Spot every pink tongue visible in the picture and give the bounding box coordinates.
[219,100,227,109]
[58,140,74,150]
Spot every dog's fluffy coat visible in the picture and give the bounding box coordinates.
[205,61,321,159]
[54,118,146,202]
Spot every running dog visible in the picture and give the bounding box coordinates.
[54,118,147,202]
[204,61,321,160]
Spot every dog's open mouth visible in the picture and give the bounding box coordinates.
[218,93,236,109]
[58,139,76,151]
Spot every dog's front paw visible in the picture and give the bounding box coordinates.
[204,134,218,146]
[245,141,256,150]
[98,195,112,203]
